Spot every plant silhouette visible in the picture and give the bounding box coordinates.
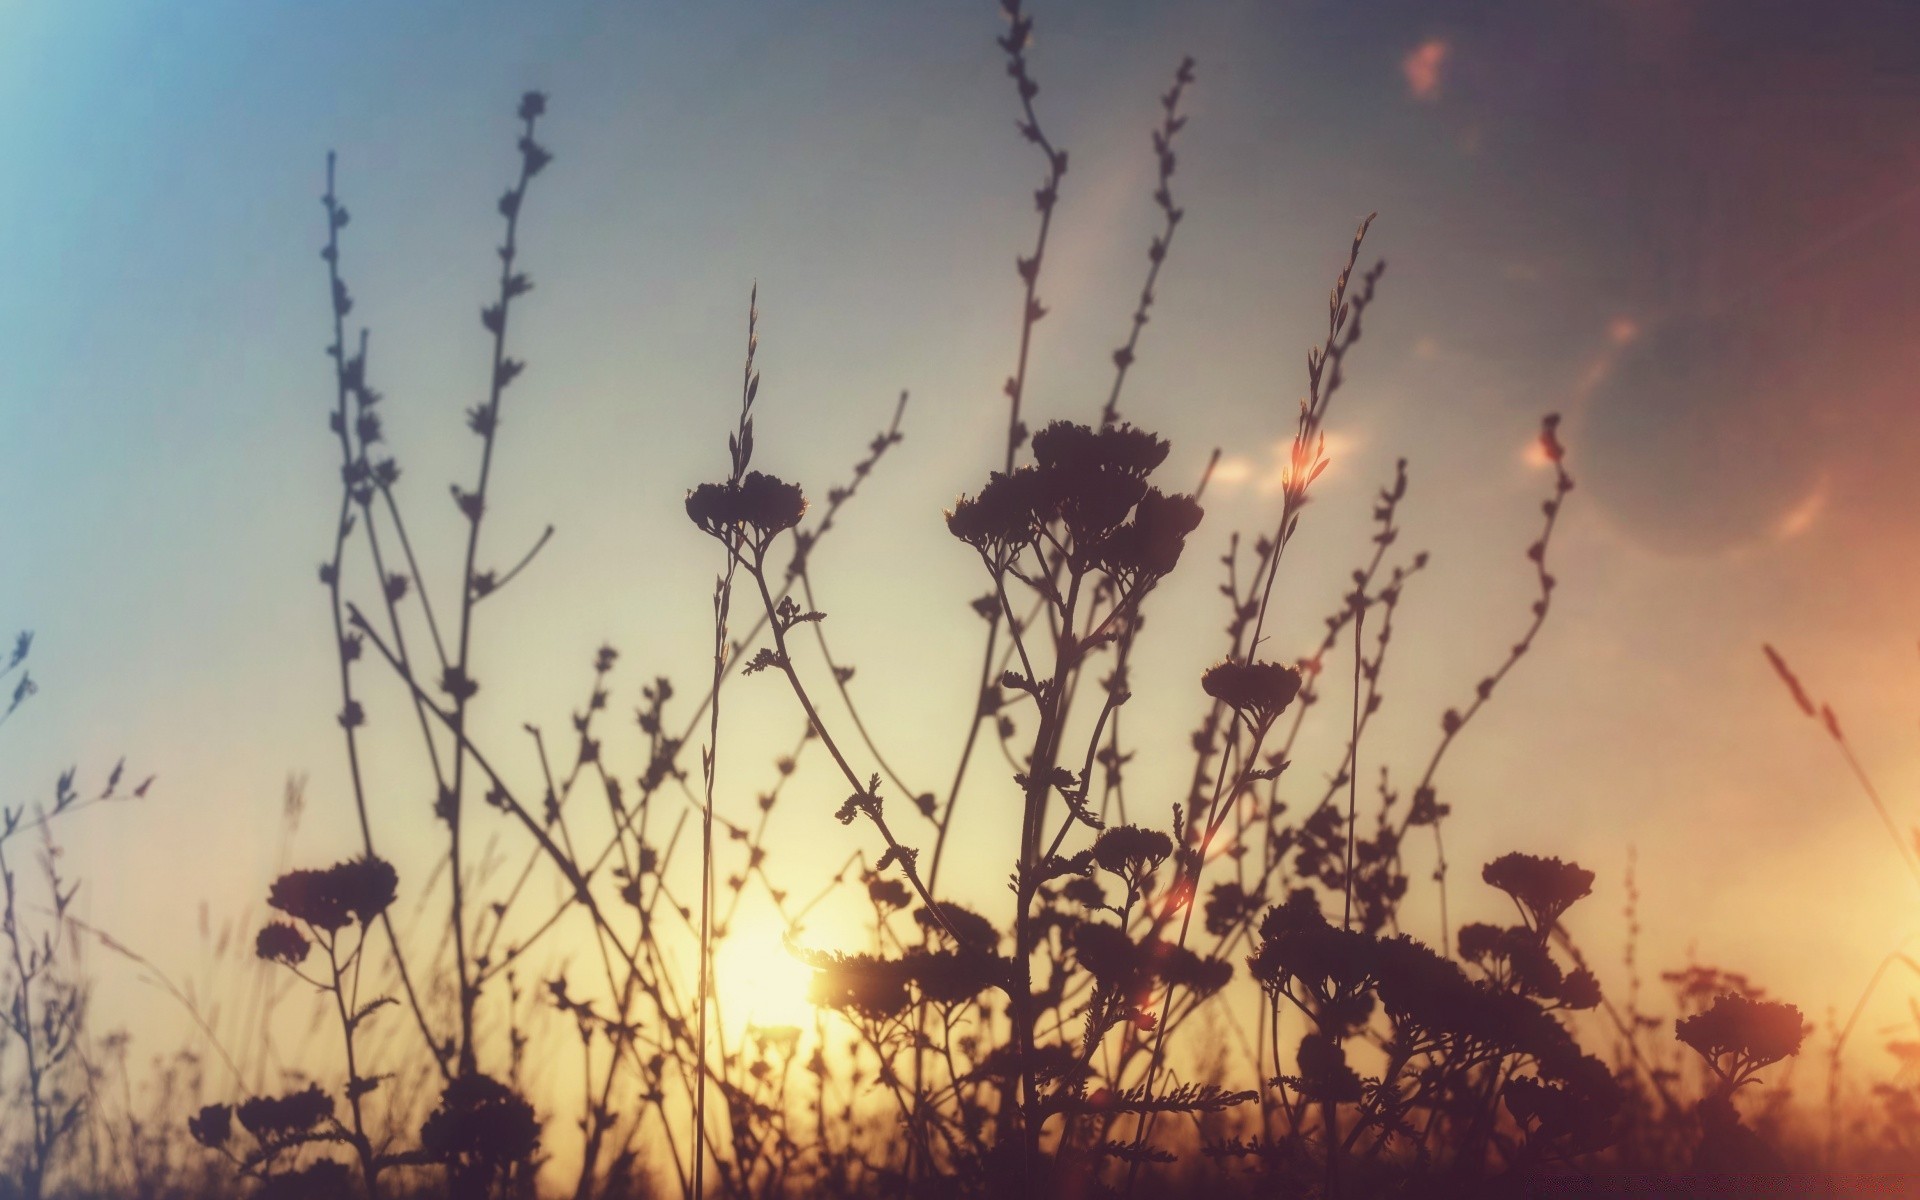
[9,3,1879,1199]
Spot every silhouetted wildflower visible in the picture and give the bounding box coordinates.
[1676,992,1808,1085]
[1294,1031,1361,1103]
[255,921,311,967]
[237,1084,334,1138]
[1246,890,1376,1032]
[1481,852,1593,934]
[1201,659,1303,727]
[1091,824,1173,887]
[1505,1057,1622,1152]
[187,1103,232,1149]
[1030,420,1169,479]
[1456,921,1505,965]
[1061,875,1106,909]
[685,471,808,543]
[910,950,1003,1006]
[914,902,1000,953]
[1205,880,1261,936]
[1160,944,1232,997]
[1099,486,1204,580]
[1074,923,1164,1013]
[867,876,910,910]
[1558,966,1602,1011]
[947,468,1044,553]
[267,856,398,932]
[806,953,913,1020]
[421,1074,541,1200]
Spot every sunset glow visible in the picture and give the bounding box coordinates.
[6,1,1920,1195]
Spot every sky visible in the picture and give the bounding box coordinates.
[6,0,1920,1113]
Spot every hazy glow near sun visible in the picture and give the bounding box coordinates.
[1772,474,1829,540]
[714,923,820,1037]
[1214,430,1362,496]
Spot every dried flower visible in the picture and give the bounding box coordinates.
[806,953,913,1020]
[947,468,1044,553]
[267,856,399,932]
[1061,875,1106,909]
[685,471,808,542]
[1201,659,1303,726]
[237,1084,334,1138]
[1481,852,1593,934]
[1100,487,1204,580]
[914,903,1000,954]
[1030,420,1168,479]
[1676,992,1808,1086]
[867,876,911,910]
[188,1103,232,1149]
[1091,824,1173,886]
[421,1073,541,1191]
[255,921,311,967]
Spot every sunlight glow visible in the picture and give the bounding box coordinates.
[1259,429,1359,495]
[1772,474,1829,540]
[715,922,821,1039]
[1402,38,1450,103]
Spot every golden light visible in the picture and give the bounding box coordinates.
[1210,455,1254,487]
[713,921,823,1038]
[1259,429,1360,495]
[1402,38,1450,104]
[1772,474,1829,540]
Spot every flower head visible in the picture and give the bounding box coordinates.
[805,952,913,1020]
[947,468,1044,553]
[950,423,1193,576]
[255,921,311,967]
[913,902,1000,954]
[237,1084,333,1139]
[188,1103,232,1149]
[267,856,398,932]
[421,1074,541,1178]
[1676,992,1808,1086]
[1100,488,1204,581]
[1201,659,1303,727]
[1030,420,1168,479]
[1481,852,1593,934]
[1091,824,1173,887]
[685,471,808,543]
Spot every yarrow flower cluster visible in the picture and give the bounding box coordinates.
[1091,824,1174,889]
[1200,658,1304,728]
[254,921,311,966]
[1676,992,1809,1086]
[238,1085,334,1139]
[265,855,398,933]
[801,947,1003,1020]
[685,471,808,545]
[1480,852,1594,935]
[420,1074,542,1194]
[946,420,1202,580]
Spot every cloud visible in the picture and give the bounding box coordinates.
[1402,38,1450,103]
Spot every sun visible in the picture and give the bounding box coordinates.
[713,920,820,1038]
